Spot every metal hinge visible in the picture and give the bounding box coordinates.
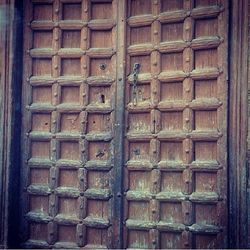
[132,63,140,106]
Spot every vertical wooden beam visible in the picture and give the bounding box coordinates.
[229,0,248,248]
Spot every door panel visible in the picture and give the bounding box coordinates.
[124,0,228,248]
[21,0,118,248]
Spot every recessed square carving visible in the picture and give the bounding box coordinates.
[195,49,217,69]
[161,171,182,192]
[60,141,79,160]
[62,30,81,48]
[58,197,78,217]
[194,79,217,99]
[31,141,50,159]
[129,171,151,191]
[194,141,217,162]
[195,0,218,7]
[32,113,51,132]
[195,203,217,225]
[61,86,80,104]
[62,3,81,20]
[87,113,111,133]
[161,111,183,131]
[86,228,108,246]
[29,222,48,241]
[90,30,112,48]
[30,168,49,185]
[88,86,111,106]
[29,195,49,214]
[130,55,150,74]
[60,113,80,133]
[33,86,52,104]
[128,230,149,249]
[160,141,183,162]
[195,18,218,38]
[90,58,112,76]
[59,169,78,188]
[57,225,76,243]
[128,112,151,133]
[87,170,109,189]
[162,52,183,72]
[194,234,218,249]
[130,26,151,45]
[87,200,108,219]
[33,4,52,21]
[160,82,183,101]
[33,31,52,48]
[129,141,150,161]
[195,171,217,192]
[130,0,152,16]
[128,201,149,220]
[160,202,182,223]
[195,110,217,130]
[161,0,183,12]
[33,59,52,76]
[160,232,182,249]
[129,83,151,104]
[91,1,112,19]
[162,22,183,42]
[61,58,81,76]
[88,141,110,161]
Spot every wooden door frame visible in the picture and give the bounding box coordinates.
[0,0,248,248]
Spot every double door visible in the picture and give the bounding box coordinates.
[21,0,228,248]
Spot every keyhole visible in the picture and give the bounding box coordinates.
[100,94,105,103]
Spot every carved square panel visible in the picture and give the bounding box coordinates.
[194,141,217,162]
[194,171,217,192]
[32,113,51,132]
[62,30,81,48]
[161,22,183,42]
[195,17,218,38]
[194,110,217,130]
[195,203,217,225]
[88,141,110,161]
[128,112,151,133]
[33,31,52,48]
[161,111,183,131]
[62,3,82,20]
[129,83,151,104]
[33,4,53,21]
[160,141,183,162]
[59,141,79,161]
[57,225,76,243]
[90,58,112,76]
[30,168,49,185]
[161,52,183,72]
[194,79,217,99]
[90,30,112,48]
[32,59,52,76]
[161,171,183,192]
[128,201,150,220]
[31,141,50,159]
[60,86,80,104]
[29,222,48,241]
[87,199,109,219]
[61,58,81,76]
[160,232,182,249]
[91,1,113,19]
[160,82,183,101]
[129,171,151,191]
[129,141,150,161]
[58,197,79,218]
[195,0,218,7]
[87,170,109,189]
[130,0,152,16]
[130,26,151,45]
[88,86,111,106]
[193,234,218,249]
[32,86,52,104]
[86,227,108,246]
[194,49,217,69]
[128,230,149,249]
[60,113,81,133]
[130,55,151,74]
[161,0,183,12]
[29,195,49,214]
[87,113,111,134]
[59,169,78,188]
[160,202,182,223]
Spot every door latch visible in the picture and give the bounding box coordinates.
[132,63,140,106]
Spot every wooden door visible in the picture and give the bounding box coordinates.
[123,0,228,249]
[20,0,228,249]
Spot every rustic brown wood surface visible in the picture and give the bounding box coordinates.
[20,0,229,248]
